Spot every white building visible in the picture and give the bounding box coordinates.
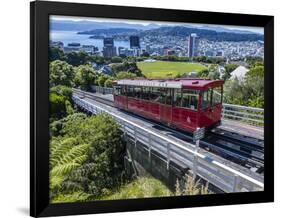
[230,65,249,79]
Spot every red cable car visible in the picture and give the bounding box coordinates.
[112,79,224,133]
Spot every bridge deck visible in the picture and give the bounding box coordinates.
[89,92,264,140]
[75,93,263,184]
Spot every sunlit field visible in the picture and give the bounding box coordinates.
[137,61,207,78]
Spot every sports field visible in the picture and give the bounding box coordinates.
[137,61,207,79]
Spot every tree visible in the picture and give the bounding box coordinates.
[104,78,114,88]
[111,61,143,77]
[223,65,264,108]
[74,65,97,91]
[111,56,123,63]
[89,55,105,65]
[49,85,74,121]
[141,52,150,57]
[49,60,75,87]
[244,66,264,107]
[224,77,246,105]
[197,69,209,78]
[246,65,264,78]
[97,74,110,87]
[207,64,220,80]
[49,113,127,202]
[208,70,220,80]
[223,63,238,80]
[116,71,137,80]
[66,114,125,196]
[66,51,90,67]
[245,56,263,67]
[49,93,69,119]
[49,47,65,62]
[50,85,73,101]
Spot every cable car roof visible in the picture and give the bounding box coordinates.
[115,79,224,90]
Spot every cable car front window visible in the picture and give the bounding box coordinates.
[121,86,126,95]
[201,89,212,109]
[113,86,121,96]
[212,86,222,106]
[201,86,222,109]
[174,89,198,110]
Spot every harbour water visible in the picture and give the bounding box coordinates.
[50,30,130,50]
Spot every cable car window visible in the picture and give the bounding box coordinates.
[150,87,162,103]
[166,89,172,105]
[141,87,150,100]
[150,87,158,102]
[182,90,198,110]
[174,89,182,107]
[201,89,212,109]
[113,86,121,95]
[159,88,167,104]
[212,86,222,106]
[121,86,126,95]
[127,86,134,97]
[134,86,142,99]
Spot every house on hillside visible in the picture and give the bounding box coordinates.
[98,65,113,76]
[230,65,249,80]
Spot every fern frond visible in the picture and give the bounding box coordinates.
[50,142,90,191]
[50,175,64,190]
[51,162,81,176]
[58,144,89,166]
[50,137,78,169]
[62,181,84,192]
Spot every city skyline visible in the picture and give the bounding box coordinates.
[50,15,264,60]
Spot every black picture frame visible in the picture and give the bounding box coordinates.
[30,1,274,217]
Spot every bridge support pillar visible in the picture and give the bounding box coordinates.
[167,143,170,170]
[148,133,152,162]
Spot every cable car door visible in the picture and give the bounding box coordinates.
[160,88,172,124]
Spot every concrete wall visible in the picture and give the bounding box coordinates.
[124,137,190,191]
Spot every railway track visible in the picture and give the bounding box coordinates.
[73,89,264,173]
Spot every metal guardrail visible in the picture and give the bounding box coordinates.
[222,103,264,126]
[91,85,113,95]
[72,94,264,193]
[90,85,264,126]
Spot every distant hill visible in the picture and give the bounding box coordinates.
[189,25,260,34]
[50,19,160,31]
[78,28,138,35]
[50,19,263,42]
[140,26,263,41]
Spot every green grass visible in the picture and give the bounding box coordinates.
[137,61,207,79]
[100,176,172,200]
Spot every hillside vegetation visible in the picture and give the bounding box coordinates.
[100,176,172,200]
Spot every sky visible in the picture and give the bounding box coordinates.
[51,15,264,34]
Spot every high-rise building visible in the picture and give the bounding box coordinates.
[188,33,199,57]
[103,38,114,47]
[129,36,140,49]
[103,37,117,57]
